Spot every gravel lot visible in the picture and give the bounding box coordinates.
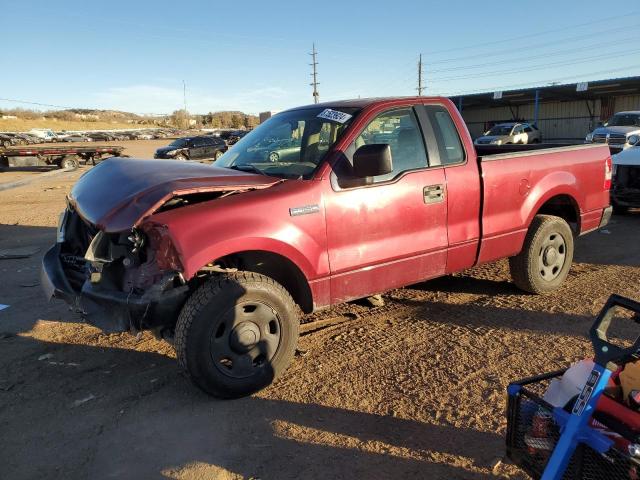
[0,141,638,479]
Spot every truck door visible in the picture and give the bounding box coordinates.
[325,107,448,304]
[417,104,481,273]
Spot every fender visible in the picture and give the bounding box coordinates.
[144,182,329,282]
[521,171,581,229]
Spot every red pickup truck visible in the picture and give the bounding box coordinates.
[42,97,612,398]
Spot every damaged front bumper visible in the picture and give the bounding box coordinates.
[41,212,190,333]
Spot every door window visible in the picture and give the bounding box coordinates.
[351,108,428,183]
[423,106,465,166]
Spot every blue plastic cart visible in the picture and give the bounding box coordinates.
[506,294,640,479]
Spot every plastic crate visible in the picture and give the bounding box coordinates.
[506,370,640,479]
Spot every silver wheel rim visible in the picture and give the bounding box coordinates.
[537,232,567,281]
[269,152,278,162]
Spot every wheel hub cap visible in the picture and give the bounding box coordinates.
[543,246,557,266]
[230,321,260,353]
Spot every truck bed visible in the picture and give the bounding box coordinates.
[476,143,611,265]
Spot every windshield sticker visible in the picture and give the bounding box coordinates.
[317,109,352,124]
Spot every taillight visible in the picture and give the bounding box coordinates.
[604,156,612,190]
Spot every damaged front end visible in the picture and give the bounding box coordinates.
[41,205,189,333]
[41,157,282,333]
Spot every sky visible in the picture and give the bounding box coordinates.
[2,0,640,115]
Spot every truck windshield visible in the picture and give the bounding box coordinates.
[486,125,514,135]
[606,114,640,127]
[213,106,359,179]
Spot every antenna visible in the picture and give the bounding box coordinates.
[310,43,320,104]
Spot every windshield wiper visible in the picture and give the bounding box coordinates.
[228,164,267,176]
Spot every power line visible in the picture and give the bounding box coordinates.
[428,49,633,83]
[310,43,320,104]
[417,54,424,96]
[442,64,640,97]
[428,33,640,74]
[420,10,640,57]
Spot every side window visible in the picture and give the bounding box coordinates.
[513,125,523,134]
[425,106,465,165]
[524,125,533,133]
[351,108,427,183]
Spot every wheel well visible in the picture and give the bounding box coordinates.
[213,251,313,313]
[535,194,580,232]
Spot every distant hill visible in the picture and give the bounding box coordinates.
[0,107,260,132]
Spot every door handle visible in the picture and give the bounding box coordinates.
[424,184,445,204]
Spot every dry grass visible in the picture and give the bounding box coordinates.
[0,118,155,132]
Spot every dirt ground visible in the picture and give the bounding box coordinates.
[1,142,639,479]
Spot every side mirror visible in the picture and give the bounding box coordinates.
[353,144,393,178]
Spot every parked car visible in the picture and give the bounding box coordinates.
[42,97,612,398]
[0,133,17,148]
[247,138,301,162]
[154,136,227,161]
[1,133,28,145]
[133,132,155,140]
[474,122,541,145]
[611,140,640,214]
[16,133,41,144]
[62,134,93,142]
[585,111,640,153]
[86,132,116,142]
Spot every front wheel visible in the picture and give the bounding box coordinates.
[214,150,223,160]
[174,153,188,161]
[509,215,574,294]
[175,272,300,398]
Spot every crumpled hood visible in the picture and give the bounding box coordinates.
[69,157,281,232]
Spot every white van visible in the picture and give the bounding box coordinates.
[28,129,59,142]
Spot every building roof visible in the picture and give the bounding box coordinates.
[453,76,640,109]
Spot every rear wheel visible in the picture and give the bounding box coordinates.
[60,155,79,170]
[214,150,224,160]
[268,152,279,162]
[175,153,188,161]
[509,215,574,294]
[175,272,300,398]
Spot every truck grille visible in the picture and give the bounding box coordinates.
[593,133,627,145]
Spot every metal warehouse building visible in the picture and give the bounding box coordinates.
[451,76,640,141]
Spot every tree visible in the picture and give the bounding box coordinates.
[171,109,190,129]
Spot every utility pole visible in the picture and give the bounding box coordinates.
[182,80,187,112]
[417,54,425,96]
[182,80,189,128]
[309,43,320,104]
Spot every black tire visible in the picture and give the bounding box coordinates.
[175,153,188,161]
[175,271,300,398]
[612,203,629,215]
[268,151,279,162]
[509,215,574,294]
[214,150,223,160]
[60,155,79,170]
